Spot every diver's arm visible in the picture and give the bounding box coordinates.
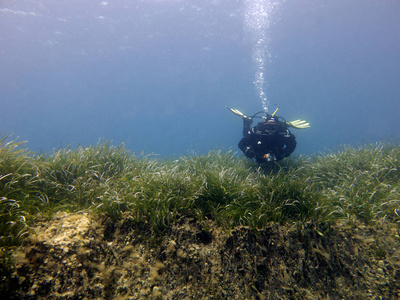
[238,136,256,158]
[226,106,253,136]
[242,118,253,136]
[282,132,297,157]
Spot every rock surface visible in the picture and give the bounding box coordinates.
[10,212,400,299]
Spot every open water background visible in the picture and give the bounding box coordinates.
[1,0,399,157]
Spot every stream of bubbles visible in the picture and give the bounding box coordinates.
[243,0,283,113]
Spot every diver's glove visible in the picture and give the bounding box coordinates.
[286,120,310,129]
[226,106,251,120]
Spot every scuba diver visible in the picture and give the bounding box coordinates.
[227,106,310,163]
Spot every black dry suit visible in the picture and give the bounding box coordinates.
[238,114,296,163]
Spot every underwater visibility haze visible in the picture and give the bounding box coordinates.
[1,0,400,156]
[2,2,400,298]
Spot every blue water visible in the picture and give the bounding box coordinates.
[1,0,399,157]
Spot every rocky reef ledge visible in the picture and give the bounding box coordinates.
[10,211,400,299]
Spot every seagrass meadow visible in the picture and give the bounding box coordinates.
[1,134,400,299]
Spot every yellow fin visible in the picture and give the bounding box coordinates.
[226,106,250,119]
[287,120,310,129]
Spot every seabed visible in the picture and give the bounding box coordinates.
[1,135,399,299]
